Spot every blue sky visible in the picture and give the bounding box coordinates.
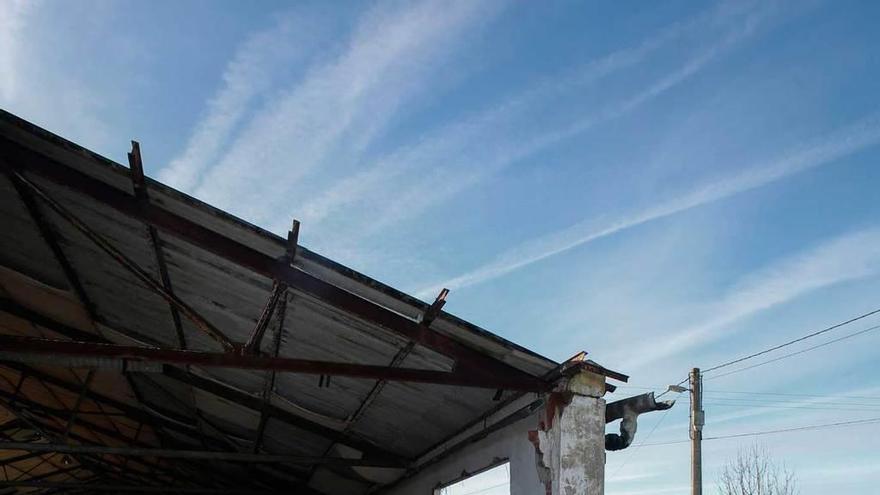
[2,0,880,493]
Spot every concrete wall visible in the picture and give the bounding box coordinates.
[383,371,610,495]
[383,407,546,495]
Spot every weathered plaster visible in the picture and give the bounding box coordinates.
[531,371,607,495]
[382,371,608,495]
[382,401,546,495]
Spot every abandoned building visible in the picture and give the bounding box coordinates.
[0,109,672,494]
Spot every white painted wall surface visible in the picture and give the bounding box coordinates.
[382,408,546,495]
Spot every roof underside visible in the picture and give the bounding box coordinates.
[0,109,568,494]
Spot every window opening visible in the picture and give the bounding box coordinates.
[435,461,510,495]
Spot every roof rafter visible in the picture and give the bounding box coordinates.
[0,140,545,390]
[0,391,255,490]
[0,309,401,466]
[4,169,98,320]
[5,169,236,352]
[127,141,188,351]
[0,367,323,491]
[0,335,548,391]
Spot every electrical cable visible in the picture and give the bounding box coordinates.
[635,416,880,447]
[703,389,880,401]
[705,323,880,380]
[703,396,880,407]
[702,307,880,374]
[703,403,880,413]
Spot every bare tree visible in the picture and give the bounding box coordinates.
[718,444,798,495]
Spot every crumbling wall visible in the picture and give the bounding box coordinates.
[383,371,608,495]
[382,399,545,495]
[530,372,606,495]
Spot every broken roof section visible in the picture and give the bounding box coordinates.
[0,109,626,493]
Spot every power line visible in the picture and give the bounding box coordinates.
[704,402,880,413]
[703,389,880,401]
[702,307,880,373]
[704,396,880,407]
[619,387,880,401]
[704,417,880,441]
[635,416,880,447]
[706,396,880,407]
[706,323,880,380]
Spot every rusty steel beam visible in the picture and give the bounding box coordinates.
[0,304,404,463]
[244,281,286,355]
[0,442,402,468]
[161,367,404,465]
[7,167,178,458]
[7,169,236,352]
[0,390,312,491]
[419,288,449,326]
[246,222,297,456]
[252,293,288,454]
[128,141,188,350]
[245,220,297,355]
[0,394,175,488]
[0,335,547,391]
[0,141,545,390]
[345,289,446,428]
[344,342,415,432]
[0,392,255,490]
[0,365,400,474]
[5,170,99,319]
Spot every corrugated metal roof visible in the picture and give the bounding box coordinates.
[0,109,572,493]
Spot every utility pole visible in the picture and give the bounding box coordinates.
[689,367,704,495]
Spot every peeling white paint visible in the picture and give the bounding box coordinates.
[533,371,607,495]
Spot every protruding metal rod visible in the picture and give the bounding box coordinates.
[252,294,288,454]
[244,220,297,354]
[10,171,236,351]
[244,282,286,354]
[128,141,188,350]
[1,142,549,389]
[421,288,449,326]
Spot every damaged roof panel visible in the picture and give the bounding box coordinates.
[0,109,570,493]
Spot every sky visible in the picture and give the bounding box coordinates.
[2,0,880,493]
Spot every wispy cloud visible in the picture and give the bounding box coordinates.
[803,460,880,481]
[295,2,742,227]
[158,11,328,191]
[416,114,880,298]
[309,0,781,246]
[188,0,504,223]
[621,226,880,372]
[0,0,34,101]
[0,1,113,151]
